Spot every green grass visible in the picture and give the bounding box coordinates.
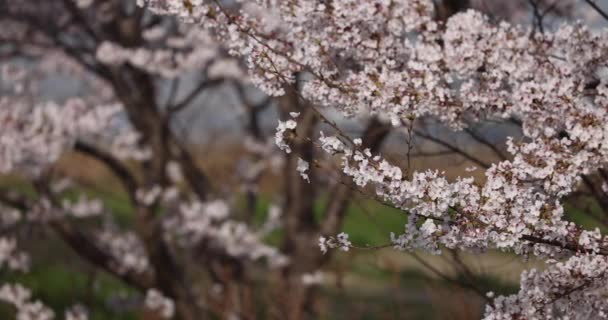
[340,200,407,245]
[247,194,407,246]
[0,263,138,320]
[0,176,138,319]
[563,197,608,232]
[0,175,600,319]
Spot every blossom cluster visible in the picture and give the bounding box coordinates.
[163,199,288,267]
[486,254,608,319]
[0,97,122,175]
[95,226,150,275]
[274,119,297,153]
[142,0,608,317]
[144,289,175,319]
[0,284,54,320]
[0,237,29,272]
[318,232,352,254]
[0,282,89,320]
[96,26,243,79]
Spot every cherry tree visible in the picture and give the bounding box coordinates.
[138,0,608,319]
[0,0,400,319]
[3,0,608,319]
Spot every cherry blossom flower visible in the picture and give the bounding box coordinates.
[296,158,310,183]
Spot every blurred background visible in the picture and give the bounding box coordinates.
[1,0,608,319]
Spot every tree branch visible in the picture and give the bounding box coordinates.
[74,141,139,199]
[584,0,608,21]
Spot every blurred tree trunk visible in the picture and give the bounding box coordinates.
[276,82,321,320]
[275,82,392,319]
